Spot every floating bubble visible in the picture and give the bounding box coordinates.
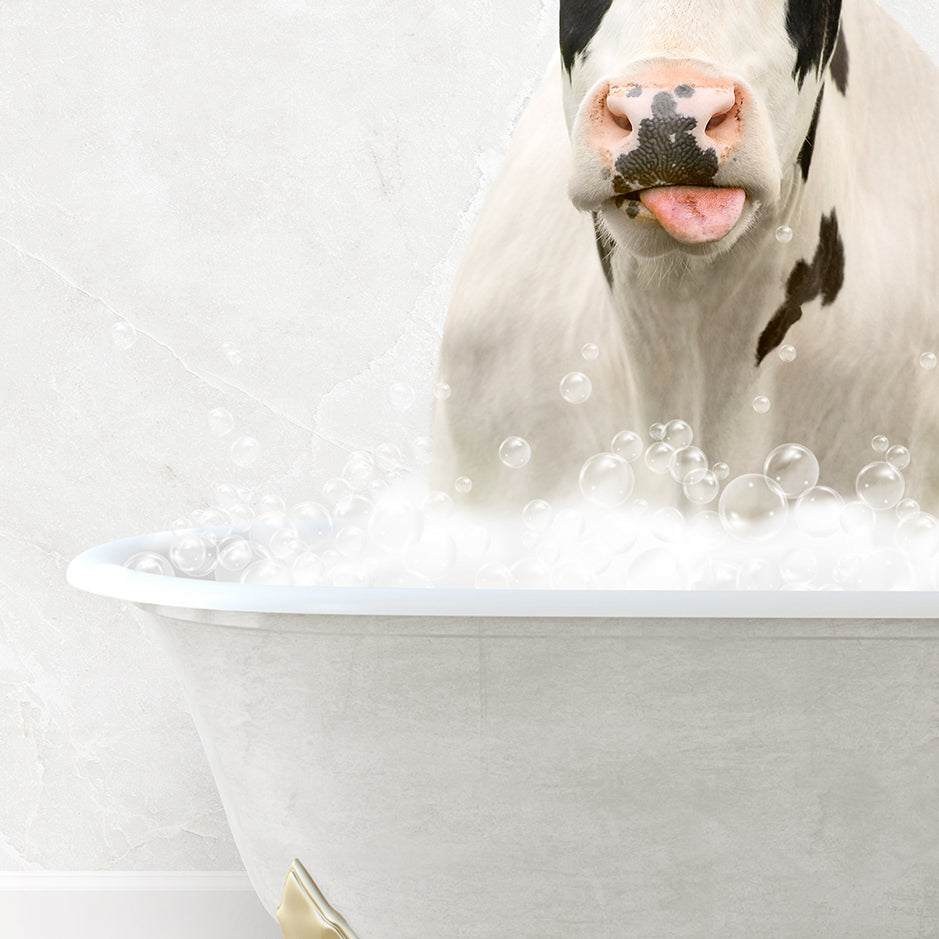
[920,352,937,370]
[551,507,586,541]
[169,532,217,575]
[434,381,451,400]
[579,452,635,507]
[553,558,596,589]
[736,557,780,590]
[217,537,254,573]
[662,419,693,449]
[795,486,843,537]
[124,551,174,576]
[423,490,454,522]
[778,344,797,362]
[341,451,376,490]
[231,435,260,467]
[581,342,600,361]
[611,430,643,462]
[269,525,304,561]
[288,501,333,539]
[840,500,876,537]
[775,225,793,243]
[249,512,290,557]
[559,371,592,404]
[334,494,373,523]
[375,442,406,473]
[256,493,286,515]
[857,549,913,590]
[896,498,920,521]
[763,443,820,499]
[711,461,730,480]
[752,395,771,413]
[669,446,707,483]
[651,506,684,542]
[522,499,552,531]
[895,512,939,558]
[649,422,666,440]
[886,444,911,470]
[388,381,415,412]
[221,341,242,365]
[111,321,137,349]
[411,436,433,466]
[871,435,889,453]
[719,474,788,541]
[454,476,473,494]
[644,441,675,474]
[856,461,905,510]
[241,559,290,585]
[689,510,724,549]
[321,477,353,507]
[292,551,325,586]
[460,522,491,560]
[499,436,532,468]
[207,408,234,437]
[683,468,719,505]
[368,500,423,552]
[335,525,367,558]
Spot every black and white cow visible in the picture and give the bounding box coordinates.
[432,0,939,513]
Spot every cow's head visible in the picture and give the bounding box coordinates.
[563,0,843,260]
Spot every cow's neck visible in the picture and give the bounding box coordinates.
[605,169,817,442]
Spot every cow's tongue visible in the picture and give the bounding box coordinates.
[638,186,746,244]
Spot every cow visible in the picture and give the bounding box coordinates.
[431,0,939,518]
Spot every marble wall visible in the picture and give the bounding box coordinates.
[0,0,934,875]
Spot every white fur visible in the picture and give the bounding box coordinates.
[433,0,939,512]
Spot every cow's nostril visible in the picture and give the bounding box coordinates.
[706,111,728,132]
[611,113,633,133]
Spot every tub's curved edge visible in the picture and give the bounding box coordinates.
[65,531,939,620]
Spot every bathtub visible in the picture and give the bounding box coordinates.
[68,529,939,938]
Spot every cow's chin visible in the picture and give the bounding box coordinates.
[598,194,757,262]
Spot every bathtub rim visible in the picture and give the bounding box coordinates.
[66,529,939,620]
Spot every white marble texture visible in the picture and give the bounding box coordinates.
[0,0,935,880]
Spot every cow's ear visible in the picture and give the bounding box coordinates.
[559,0,614,75]
[786,0,843,90]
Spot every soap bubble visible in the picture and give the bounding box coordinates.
[644,441,675,474]
[886,444,911,470]
[288,501,333,540]
[871,435,889,453]
[221,341,242,365]
[475,562,513,589]
[460,522,491,560]
[521,499,551,532]
[896,498,920,521]
[579,452,635,507]
[292,551,325,586]
[778,344,797,362]
[169,532,217,575]
[124,551,174,576]
[581,342,600,360]
[649,422,666,440]
[711,461,730,480]
[752,395,771,413]
[719,474,788,541]
[207,408,234,437]
[368,500,423,552]
[241,559,290,585]
[422,490,454,522]
[217,537,254,573]
[388,381,415,412]
[627,548,685,589]
[269,526,304,561]
[775,225,793,243]
[651,506,684,542]
[840,500,876,537]
[511,557,552,588]
[611,430,643,462]
[330,564,370,588]
[454,476,473,494]
[855,461,905,510]
[321,477,353,507]
[559,371,592,403]
[551,507,586,541]
[920,352,937,370]
[683,468,719,505]
[111,321,137,349]
[342,451,376,490]
[406,528,458,577]
[411,436,433,466]
[334,494,373,524]
[434,381,451,400]
[795,486,843,537]
[375,442,406,473]
[335,525,367,558]
[249,512,291,557]
[895,512,939,558]
[231,435,260,467]
[662,419,693,449]
[857,549,913,590]
[499,436,532,468]
[763,443,820,499]
[256,493,286,515]
[669,446,707,483]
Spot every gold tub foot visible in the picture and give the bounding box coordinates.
[277,859,360,939]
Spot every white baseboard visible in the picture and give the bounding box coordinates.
[0,871,282,939]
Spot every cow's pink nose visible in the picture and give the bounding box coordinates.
[585,75,745,173]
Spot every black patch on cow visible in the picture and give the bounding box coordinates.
[797,86,824,182]
[674,84,694,98]
[756,210,845,365]
[592,212,615,288]
[560,0,614,75]
[786,0,842,89]
[829,26,849,95]
[613,91,718,191]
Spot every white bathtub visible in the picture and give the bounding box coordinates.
[68,530,939,938]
